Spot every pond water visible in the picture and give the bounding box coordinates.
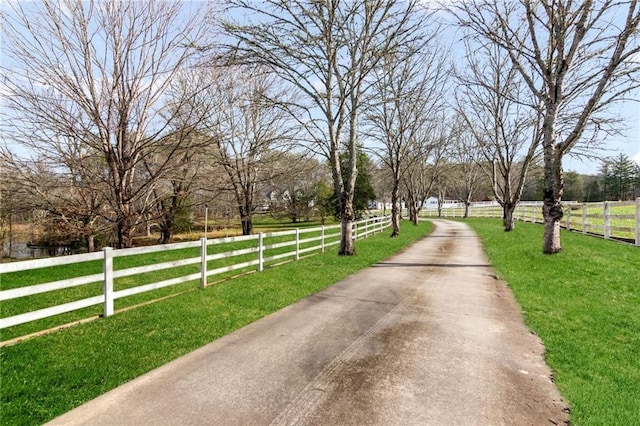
[2,241,80,260]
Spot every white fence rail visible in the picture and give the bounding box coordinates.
[422,198,640,246]
[0,216,391,334]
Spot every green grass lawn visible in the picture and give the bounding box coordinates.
[1,226,345,341]
[1,221,432,426]
[466,219,640,426]
[576,204,636,240]
[427,203,638,241]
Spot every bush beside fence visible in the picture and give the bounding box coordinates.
[0,216,390,343]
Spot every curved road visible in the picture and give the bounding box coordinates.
[49,220,569,425]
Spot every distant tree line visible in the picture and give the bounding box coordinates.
[519,154,640,203]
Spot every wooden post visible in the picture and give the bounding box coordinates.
[103,247,114,317]
[200,237,207,288]
[295,228,300,261]
[604,202,611,240]
[321,225,325,253]
[582,203,587,234]
[636,197,640,247]
[258,233,264,271]
[204,205,208,239]
[566,207,572,231]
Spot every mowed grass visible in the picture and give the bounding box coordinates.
[1,221,432,426]
[573,204,637,240]
[466,219,640,426]
[1,226,343,341]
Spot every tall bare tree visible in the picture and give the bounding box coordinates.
[143,134,208,244]
[403,120,449,224]
[366,39,449,236]
[1,0,213,248]
[446,119,488,218]
[453,1,640,253]
[185,66,301,235]
[1,144,111,252]
[455,41,541,231]
[221,0,424,254]
[266,154,328,223]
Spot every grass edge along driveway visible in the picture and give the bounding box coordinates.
[1,221,432,426]
[466,218,639,426]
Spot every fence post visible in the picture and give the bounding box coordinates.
[354,223,358,241]
[321,225,325,253]
[103,247,114,317]
[200,237,207,288]
[295,228,300,261]
[604,202,611,240]
[566,207,572,231]
[582,203,587,234]
[530,205,535,223]
[257,233,264,272]
[636,198,640,246]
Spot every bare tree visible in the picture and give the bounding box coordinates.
[0,146,112,252]
[266,154,328,223]
[221,0,424,254]
[1,0,213,248]
[453,1,640,253]
[403,121,449,224]
[446,119,487,218]
[366,39,449,236]
[185,66,301,235]
[143,133,208,244]
[454,41,541,230]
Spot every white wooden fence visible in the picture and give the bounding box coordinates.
[0,216,390,334]
[423,198,640,246]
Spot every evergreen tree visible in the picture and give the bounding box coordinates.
[563,171,584,202]
[602,154,635,200]
[332,150,377,219]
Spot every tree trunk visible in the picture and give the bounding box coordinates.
[390,184,400,237]
[242,220,253,235]
[117,216,135,249]
[86,234,96,252]
[406,191,419,225]
[542,140,564,254]
[237,195,254,235]
[160,226,172,245]
[464,200,470,218]
[339,201,356,255]
[241,215,253,235]
[503,202,516,232]
[410,203,419,225]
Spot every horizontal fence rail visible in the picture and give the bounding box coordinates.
[422,198,640,246]
[0,216,391,339]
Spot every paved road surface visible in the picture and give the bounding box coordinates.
[48,220,569,425]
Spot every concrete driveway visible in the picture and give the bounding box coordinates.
[48,219,569,425]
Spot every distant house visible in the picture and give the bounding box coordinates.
[424,196,459,208]
[371,197,464,210]
[369,200,405,210]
